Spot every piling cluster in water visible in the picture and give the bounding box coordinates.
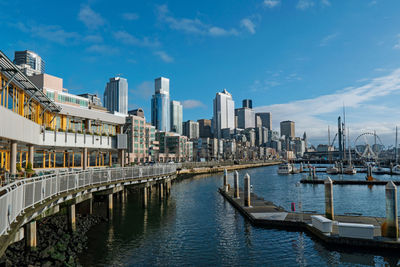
[0,214,106,267]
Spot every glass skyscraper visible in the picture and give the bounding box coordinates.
[14,50,45,76]
[170,100,183,135]
[213,89,235,139]
[103,77,128,114]
[151,77,170,132]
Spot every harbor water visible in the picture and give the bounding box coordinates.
[79,165,400,266]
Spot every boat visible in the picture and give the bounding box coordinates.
[291,164,300,174]
[343,166,357,175]
[326,166,339,175]
[392,165,400,175]
[277,163,293,175]
[372,166,387,175]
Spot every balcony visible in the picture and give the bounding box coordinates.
[39,130,117,149]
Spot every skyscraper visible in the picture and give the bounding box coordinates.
[103,77,128,114]
[198,119,212,138]
[14,50,45,76]
[256,112,272,130]
[183,120,199,139]
[170,100,183,134]
[280,120,295,138]
[242,99,252,109]
[235,107,255,129]
[151,77,170,132]
[213,89,235,139]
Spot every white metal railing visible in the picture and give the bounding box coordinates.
[0,164,176,236]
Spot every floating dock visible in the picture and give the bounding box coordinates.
[219,187,400,252]
[300,179,400,186]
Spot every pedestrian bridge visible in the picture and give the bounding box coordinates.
[0,164,177,256]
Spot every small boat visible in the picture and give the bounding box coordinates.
[343,166,357,175]
[372,166,387,175]
[392,165,400,175]
[326,166,339,175]
[277,163,293,175]
[291,164,300,174]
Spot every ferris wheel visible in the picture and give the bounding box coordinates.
[354,132,384,159]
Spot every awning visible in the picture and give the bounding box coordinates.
[0,50,61,113]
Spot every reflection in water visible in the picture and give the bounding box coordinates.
[79,166,400,266]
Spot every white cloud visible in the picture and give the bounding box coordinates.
[393,34,400,50]
[122,12,139,21]
[86,44,118,55]
[14,22,79,45]
[84,34,103,43]
[321,0,331,6]
[297,0,314,10]
[319,33,339,47]
[254,69,400,145]
[156,5,239,37]
[78,5,105,29]
[240,18,256,34]
[181,100,206,109]
[154,51,174,63]
[113,30,160,47]
[264,0,280,8]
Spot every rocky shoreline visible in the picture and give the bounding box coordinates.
[0,214,106,267]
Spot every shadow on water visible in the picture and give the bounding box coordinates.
[78,167,400,266]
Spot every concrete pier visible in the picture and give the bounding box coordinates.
[142,186,148,208]
[68,204,76,232]
[108,194,113,219]
[234,171,239,198]
[223,169,228,192]
[159,183,164,200]
[244,173,251,207]
[383,181,398,239]
[325,177,334,220]
[89,198,93,215]
[25,221,37,250]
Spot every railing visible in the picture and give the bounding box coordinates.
[0,164,176,236]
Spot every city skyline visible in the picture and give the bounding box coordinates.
[2,0,400,145]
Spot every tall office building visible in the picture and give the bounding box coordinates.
[280,120,295,138]
[14,50,45,76]
[198,119,212,138]
[151,77,170,132]
[170,100,183,135]
[183,120,199,139]
[235,107,255,129]
[256,112,272,130]
[103,77,128,114]
[213,89,235,139]
[242,99,253,109]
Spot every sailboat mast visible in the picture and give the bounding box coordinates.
[328,126,331,163]
[396,126,398,164]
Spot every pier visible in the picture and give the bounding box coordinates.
[220,172,400,252]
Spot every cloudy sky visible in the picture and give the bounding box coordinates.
[1,0,400,146]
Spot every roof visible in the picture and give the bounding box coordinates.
[0,50,60,113]
[58,103,126,125]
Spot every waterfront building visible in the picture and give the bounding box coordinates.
[13,50,45,76]
[213,89,235,139]
[126,109,158,163]
[255,112,272,130]
[280,120,295,138]
[155,132,193,162]
[242,99,252,109]
[183,120,199,139]
[198,119,212,138]
[0,50,127,174]
[151,77,170,132]
[103,77,128,114]
[170,100,183,135]
[235,107,255,129]
[78,93,102,107]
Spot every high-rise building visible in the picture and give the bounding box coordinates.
[213,89,235,139]
[78,93,102,106]
[280,120,295,138]
[256,112,272,130]
[151,77,170,132]
[198,119,212,138]
[103,77,128,114]
[242,99,252,109]
[183,120,199,139]
[170,100,183,134]
[235,107,255,129]
[14,50,45,76]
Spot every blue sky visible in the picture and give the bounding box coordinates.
[1,0,400,145]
